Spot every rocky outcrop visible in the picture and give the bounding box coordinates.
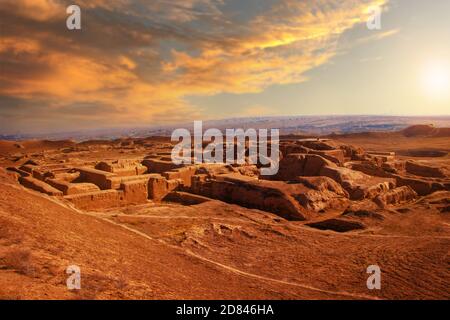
[405,161,447,178]
[349,161,396,178]
[395,175,445,196]
[319,165,395,200]
[339,145,365,161]
[295,176,348,197]
[348,181,392,201]
[280,139,346,164]
[295,189,349,212]
[292,176,349,212]
[273,154,336,180]
[190,173,308,220]
[319,166,367,185]
[374,186,417,208]
[381,161,405,174]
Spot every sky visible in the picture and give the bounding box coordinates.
[0,0,449,134]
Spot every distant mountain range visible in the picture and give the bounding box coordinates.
[2,115,450,141]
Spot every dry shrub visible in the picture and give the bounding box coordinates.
[1,248,35,276]
[69,272,112,300]
[115,274,129,291]
[0,216,23,245]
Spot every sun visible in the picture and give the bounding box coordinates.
[422,61,449,98]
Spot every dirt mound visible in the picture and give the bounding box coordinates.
[21,139,76,150]
[400,149,448,158]
[433,127,450,137]
[402,124,450,137]
[0,140,76,156]
[0,140,21,154]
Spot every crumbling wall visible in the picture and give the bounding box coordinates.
[19,176,63,196]
[163,166,197,187]
[148,175,180,201]
[374,186,417,208]
[405,161,447,178]
[95,160,147,176]
[395,175,445,196]
[75,167,117,190]
[189,173,307,220]
[142,159,183,174]
[46,178,100,195]
[65,190,122,210]
[272,154,336,180]
[121,180,148,204]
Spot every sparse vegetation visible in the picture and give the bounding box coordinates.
[1,248,35,276]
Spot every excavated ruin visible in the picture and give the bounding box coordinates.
[7,136,449,232]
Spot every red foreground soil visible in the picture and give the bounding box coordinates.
[0,126,449,300]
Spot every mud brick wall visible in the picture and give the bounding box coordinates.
[142,159,183,174]
[121,180,148,204]
[76,167,116,190]
[19,176,63,196]
[65,190,122,210]
[148,175,179,201]
[163,166,197,187]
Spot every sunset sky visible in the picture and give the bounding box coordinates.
[1,0,449,134]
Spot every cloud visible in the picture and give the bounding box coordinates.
[0,0,388,133]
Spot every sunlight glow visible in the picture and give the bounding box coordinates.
[422,61,450,99]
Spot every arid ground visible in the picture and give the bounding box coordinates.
[0,124,449,300]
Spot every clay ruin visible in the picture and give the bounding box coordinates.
[8,136,449,225]
[1,126,449,300]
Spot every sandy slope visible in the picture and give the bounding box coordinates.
[0,170,357,299]
[0,167,448,300]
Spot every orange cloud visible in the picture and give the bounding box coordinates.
[0,0,389,133]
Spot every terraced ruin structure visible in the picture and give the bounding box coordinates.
[0,126,449,299]
[7,135,450,230]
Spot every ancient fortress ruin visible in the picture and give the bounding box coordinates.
[8,138,450,226]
